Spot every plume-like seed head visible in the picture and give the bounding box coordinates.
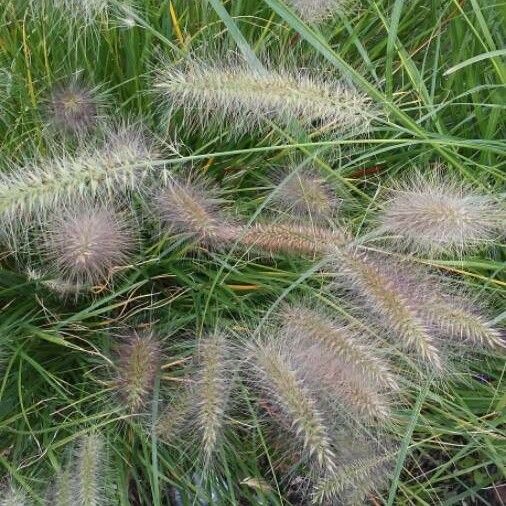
[47,80,102,134]
[238,222,346,257]
[271,169,339,220]
[287,0,355,22]
[0,487,27,506]
[250,339,337,472]
[114,330,161,412]
[334,249,443,370]
[378,171,505,254]
[43,203,135,285]
[74,433,104,506]
[155,176,234,245]
[155,59,375,136]
[280,304,398,391]
[312,438,394,505]
[192,332,235,465]
[0,125,158,224]
[42,0,110,22]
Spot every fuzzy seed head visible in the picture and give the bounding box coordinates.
[48,82,101,134]
[156,60,374,136]
[0,126,157,224]
[74,434,104,506]
[272,169,339,220]
[281,304,398,391]
[43,204,135,285]
[239,222,346,257]
[287,0,354,22]
[44,0,110,21]
[115,330,160,412]
[0,487,27,506]
[335,249,443,369]
[379,172,505,254]
[156,177,233,245]
[251,340,337,472]
[193,333,235,465]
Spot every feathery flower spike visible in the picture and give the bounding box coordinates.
[0,487,28,506]
[287,0,354,22]
[378,171,505,254]
[74,434,104,506]
[115,330,161,412]
[42,0,110,22]
[43,203,135,285]
[271,169,339,220]
[155,60,374,136]
[251,340,337,472]
[281,304,398,390]
[334,249,442,369]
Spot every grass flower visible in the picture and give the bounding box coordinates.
[334,249,443,369]
[378,171,505,254]
[43,0,110,22]
[46,79,103,134]
[114,330,161,412]
[271,168,339,220]
[73,434,104,506]
[155,59,374,136]
[287,0,354,22]
[155,175,235,245]
[250,339,337,472]
[0,487,27,506]
[280,304,398,390]
[237,222,346,256]
[42,203,135,285]
[0,125,157,224]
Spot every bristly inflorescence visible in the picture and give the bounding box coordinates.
[73,433,104,506]
[40,0,110,22]
[42,203,135,285]
[46,79,103,134]
[249,338,337,473]
[287,0,355,22]
[270,168,339,221]
[114,330,161,413]
[155,59,375,136]
[155,175,235,245]
[378,170,505,255]
[0,487,28,506]
[0,125,158,225]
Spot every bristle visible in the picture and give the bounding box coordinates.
[41,0,110,21]
[193,333,234,465]
[0,125,157,224]
[238,222,346,256]
[378,171,505,254]
[335,249,442,369]
[155,60,374,136]
[42,203,135,285]
[287,0,354,22]
[0,487,27,506]
[155,176,234,245]
[115,330,161,412]
[47,80,102,134]
[281,305,398,391]
[425,300,504,349]
[251,340,337,472]
[73,433,104,506]
[313,441,393,505]
[271,169,339,220]
[291,339,391,422]
[54,468,72,506]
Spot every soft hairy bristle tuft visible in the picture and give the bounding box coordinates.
[155,59,374,136]
[41,0,110,21]
[281,304,398,390]
[378,171,505,254]
[251,339,337,472]
[287,0,355,22]
[0,487,27,506]
[238,222,346,257]
[334,249,443,369]
[193,332,235,465]
[115,330,161,412]
[271,169,339,220]
[74,433,104,506]
[43,203,135,285]
[47,80,102,134]
[156,176,234,245]
[0,125,158,224]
